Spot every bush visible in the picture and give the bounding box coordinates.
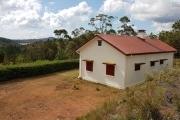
[0,59,79,81]
[78,64,180,120]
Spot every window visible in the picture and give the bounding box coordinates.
[160,59,167,65]
[135,63,145,71]
[150,61,155,66]
[98,40,102,46]
[106,64,115,76]
[86,61,93,71]
[135,64,141,71]
[160,60,164,64]
[150,60,158,67]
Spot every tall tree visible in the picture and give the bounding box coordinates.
[88,14,114,33]
[149,32,157,39]
[172,20,180,31]
[159,20,180,57]
[54,29,71,39]
[106,29,116,34]
[118,16,136,35]
[71,27,85,37]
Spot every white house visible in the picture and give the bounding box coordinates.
[76,33,176,89]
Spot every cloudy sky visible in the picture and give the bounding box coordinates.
[0,0,180,39]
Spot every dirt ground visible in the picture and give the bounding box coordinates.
[0,70,121,120]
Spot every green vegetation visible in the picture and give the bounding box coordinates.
[0,59,79,81]
[0,31,95,64]
[77,59,180,120]
[88,14,115,34]
[0,16,179,65]
[0,37,21,64]
[0,37,18,46]
[118,16,136,35]
[159,20,180,57]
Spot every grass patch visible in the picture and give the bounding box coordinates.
[77,59,180,120]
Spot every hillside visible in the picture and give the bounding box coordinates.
[14,37,55,45]
[0,37,55,46]
[78,59,180,120]
[0,37,18,47]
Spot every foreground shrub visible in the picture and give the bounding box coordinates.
[77,66,180,120]
[0,59,79,81]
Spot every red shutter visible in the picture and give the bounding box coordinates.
[106,64,115,76]
[86,61,93,71]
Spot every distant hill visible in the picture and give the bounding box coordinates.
[14,37,55,45]
[0,37,55,46]
[0,36,55,48]
[0,37,18,47]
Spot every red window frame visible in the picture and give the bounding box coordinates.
[86,61,93,71]
[106,64,115,76]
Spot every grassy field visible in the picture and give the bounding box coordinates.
[78,59,180,120]
[0,70,121,120]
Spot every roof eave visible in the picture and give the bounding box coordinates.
[126,51,176,56]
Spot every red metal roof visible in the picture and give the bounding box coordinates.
[96,34,176,55]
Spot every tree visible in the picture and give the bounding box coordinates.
[65,31,96,59]
[71,27,85,37]
[159,20,180,57]
[0,50,4,63]
[149,32,157,39]
[3,45,21,64]
[88,14,115,33]
[54,29,71,39]
[118,16,136,35]
[120,16,130,23]
[106,29,116,34]
[172,20,180,31]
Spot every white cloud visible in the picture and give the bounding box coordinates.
[1,0,179,38]
[42,1,92,29]
[100,0,180,23]
[130,0,180,23]
[0,0,42,27]
[0,0,92,39]
[153,22,173,32]
[129,0,180,32]
[99,0,129,13]
[99,0,180,31]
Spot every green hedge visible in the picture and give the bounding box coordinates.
[0,59,79,81]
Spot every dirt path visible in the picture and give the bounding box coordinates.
[0,70,121,120]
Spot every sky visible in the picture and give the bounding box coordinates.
[0,0,180,39]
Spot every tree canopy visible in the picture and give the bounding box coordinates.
[54,29,71,39]
[118,16,136,35]
[159,20,180,57]
[88,14,115,34]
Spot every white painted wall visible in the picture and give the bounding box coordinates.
[124,53,174,87]
[79,37,127,89]
[78,37,174,89]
